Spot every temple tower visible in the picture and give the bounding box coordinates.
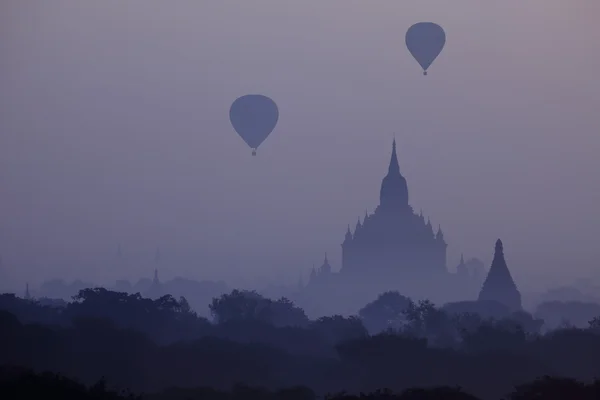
[379,139,409,212]
[478,239,522,310]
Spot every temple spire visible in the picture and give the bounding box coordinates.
[344,224,353,243]
[495,239,503,255]
[478,239,522,310]
[436,224,444,238]
[321,253,331,274]
[379,139,409,209]
[24,283,31,300]
[153,269,159,285]
[388,138,400,174]
[309,264,317,283]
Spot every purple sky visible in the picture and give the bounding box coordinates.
[1,1,599,293]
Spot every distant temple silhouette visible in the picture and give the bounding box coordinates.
[309,140,447,288]
[478,239,522,310]
[456,254,485,282]
[24,283,31,300]
[145,268,163,299]
[303,140,460,312]
[309,255,334,286]
[339,139,447,279]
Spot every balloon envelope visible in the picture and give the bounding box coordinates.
[229,94,279,151]
[405,22,446,73]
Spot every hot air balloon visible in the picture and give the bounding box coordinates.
[229,94,279,156]
[405,22,446,75]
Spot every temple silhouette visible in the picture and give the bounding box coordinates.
[478,239,522,310]
[340,139,447,279]
[307,140,448,295]
[302,140,518,314]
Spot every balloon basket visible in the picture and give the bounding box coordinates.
[423,71,428,76]
[252,149,257,156]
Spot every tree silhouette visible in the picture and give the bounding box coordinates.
[210,290,309,327]
[358,291,411,334]
[508,376,590,400]
[311,315,368,344]
[4,287,600,398]
[210,290,273,324]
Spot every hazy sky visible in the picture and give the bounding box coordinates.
[1,1,599,292]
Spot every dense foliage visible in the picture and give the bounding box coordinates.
[2,289,600,399]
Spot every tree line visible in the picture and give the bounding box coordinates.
[2,368,600,400]
[1,288,600,399]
